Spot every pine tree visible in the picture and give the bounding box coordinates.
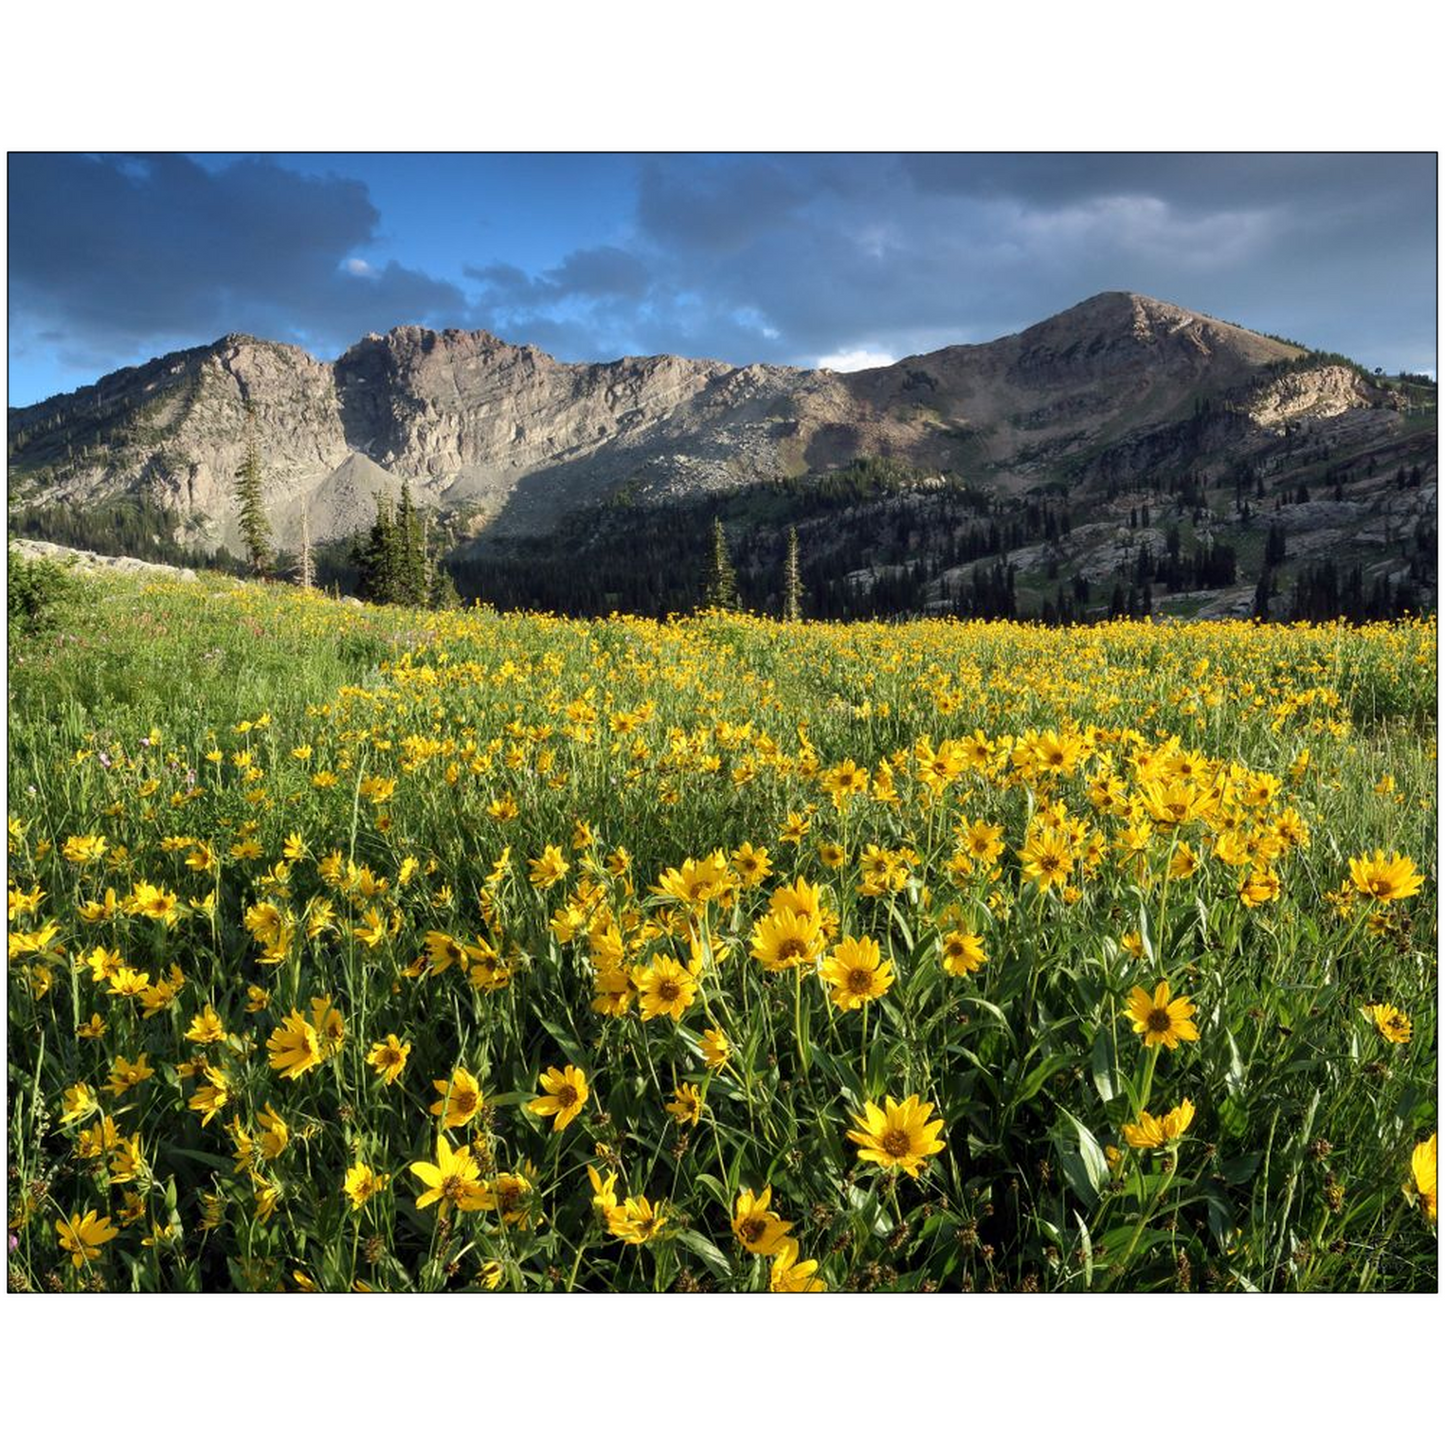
[704,518,740,610]
[782,525,803,622]
[395,482,428,606]
[354,494,398,604]
[429,561,462,610]
[234,403,273,577]
[1253,567,1273,622]
[352,487,462,610]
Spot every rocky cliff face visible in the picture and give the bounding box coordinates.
[7,292,1407,552]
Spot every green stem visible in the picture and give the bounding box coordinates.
[1138,1044,1159,1114]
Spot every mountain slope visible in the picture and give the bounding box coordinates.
[8,291,1435,622]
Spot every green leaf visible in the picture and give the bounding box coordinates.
[1090,1028,1118,1104]
[675,1229,733,1282]
[1073,1210,1094,1289]
[1054,1108,1109,1205]
[1217,1095,1250,1139]
[166,1146,234,1170]
[1219,1151,1262,1185]
[1014,1053,1070,1106]
[1224,1028,1247,1097]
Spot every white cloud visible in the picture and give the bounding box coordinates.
[815,347,897,372]
[344,257,377,277]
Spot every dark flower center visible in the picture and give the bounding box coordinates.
[847,968,873,994]
[881,1128,912,1158]
[557,1085,578,1108]
[1146,1008,1173,1034]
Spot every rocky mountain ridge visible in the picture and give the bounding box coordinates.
[9,291,1407,557]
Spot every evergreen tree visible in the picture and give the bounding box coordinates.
[353,494,398,604]
[233,403,273,577]
[704,518,740,610]
[782,525,803,622]
[395,482,428,606]
[429,561,462,610]
[1253,567,1273,622]
[351,488,461,610]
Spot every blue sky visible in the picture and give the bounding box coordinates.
[7,152,1437,406]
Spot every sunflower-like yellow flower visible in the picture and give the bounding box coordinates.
[1124,981,1200,1050]
[188,1066,230,1126]
[366,1034,411,1085]
[768,877,823,928]
[107,1131,145,1184]
[1121,1098,1196,1149]
[847,1095,946,1179]
[528,845,569,889]
[491,1169,537,1229]
[1018,827,1074,892]
[608,1192,665,1245]
[1409,1133,1436,1222]
[653,852,732,908]
[55,1209,118,1268]
[1347,850,1424,903]
[410,1135,492,1216]
[699,1026,731,1070]
[60,1083,99,1126]
[940,930,987,977]
[632,956,699,1021]
[770,1238,826,1292]
[750,907,823,972]
[732,1186,794,1256]
[527,1064,588,1132]
[266,1012,324,1080]
[343,1162,390,1212]
[430,1067,484,1129]
[184,1004,225,1045]
[104,1052,155,1096]
[665,1082,703,1126]
[818,934,894,1011]
[821,758,869,809]
[125,880,179,924]
[730,842,772,889]
[257,1102,289,1160]
[1238,869,1280,908]
[309,995,345,1057]
[587,1164,619,1220]
[1363,1003,1412,1045]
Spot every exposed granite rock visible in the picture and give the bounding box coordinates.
[10,536,199,581]
[7,292,1408,556]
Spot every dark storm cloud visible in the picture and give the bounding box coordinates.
[9,152,1436,403]
[604,153,1436,372]
[9,152,467,363]
[634,156,818,254]
[901,153,1432,216]
[465,245,652,307]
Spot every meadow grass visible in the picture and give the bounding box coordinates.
[6,571,1437,1291]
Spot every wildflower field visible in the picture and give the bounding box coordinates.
[6,574,1437,1292]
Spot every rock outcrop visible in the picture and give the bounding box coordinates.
[10,536,199,581]
[7,292,1407,553]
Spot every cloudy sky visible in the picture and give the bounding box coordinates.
[7,152,1436,406]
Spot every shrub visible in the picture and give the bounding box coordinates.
[7,546,79,638]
